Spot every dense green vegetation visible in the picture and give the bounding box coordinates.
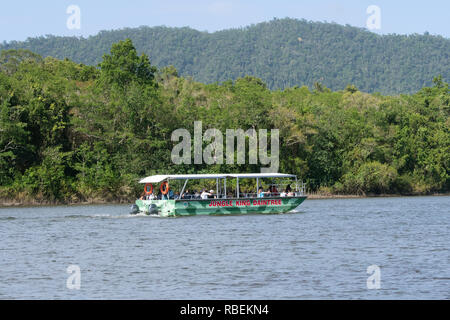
[0,40,449,204]
[1,18,449,95]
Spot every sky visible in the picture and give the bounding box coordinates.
[0,0,449,43]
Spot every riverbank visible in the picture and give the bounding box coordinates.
[305,192,450,200]
[1,192,449,208]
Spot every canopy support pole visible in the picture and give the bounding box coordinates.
[256,178,259,197]
[180,179,189,197]
[216,178,219,199]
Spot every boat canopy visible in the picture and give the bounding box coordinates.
[139,173,296,184]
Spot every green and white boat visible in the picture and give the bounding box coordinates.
[131,173,307,217]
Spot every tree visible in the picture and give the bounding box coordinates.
[98,38,157,89]
[0,49,42,75]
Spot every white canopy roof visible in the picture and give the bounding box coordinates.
[139,173,296,184]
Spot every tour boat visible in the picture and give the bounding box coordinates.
[131,173,307,217]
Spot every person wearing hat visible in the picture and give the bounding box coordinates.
[201,189,213,199]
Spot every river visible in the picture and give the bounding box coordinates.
[0,196,449,299]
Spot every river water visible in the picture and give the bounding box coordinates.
[0,196,448,299]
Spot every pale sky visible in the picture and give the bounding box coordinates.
[1,0,449,42]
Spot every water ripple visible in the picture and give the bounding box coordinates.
[0,196,448,299]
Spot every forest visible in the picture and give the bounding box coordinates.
[0,39,449,204]
[1,18,449,95]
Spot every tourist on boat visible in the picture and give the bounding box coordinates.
[270,185,279,196]
[181,189,191,199]
[258,187,270,198]
[141,191,156,200]
[201,189,213,199]
[285,184,294,196]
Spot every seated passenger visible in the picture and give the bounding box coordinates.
[181,189,191,199]
[285,184,294,196]
[201,189,213,199]
[270,185,279,196]
[258,187,270,198]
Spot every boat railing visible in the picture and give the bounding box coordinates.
[177,191,304,200]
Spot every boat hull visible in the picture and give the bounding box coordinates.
[135,196,307,217]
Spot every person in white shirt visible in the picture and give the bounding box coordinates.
[201,189,212,199]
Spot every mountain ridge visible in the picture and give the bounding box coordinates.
[1,18,449,94]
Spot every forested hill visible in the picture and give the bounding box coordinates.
[1,18,449,94]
